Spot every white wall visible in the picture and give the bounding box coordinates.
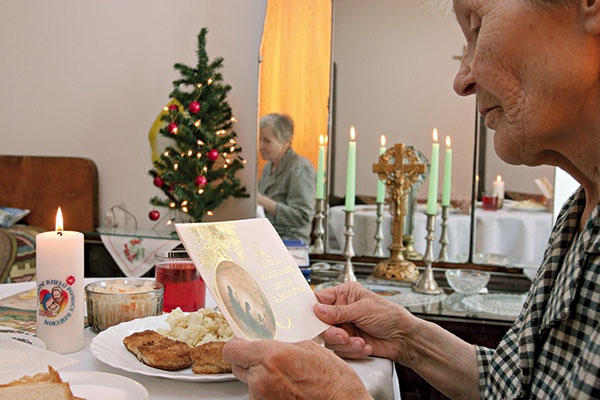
[0,1,266,229]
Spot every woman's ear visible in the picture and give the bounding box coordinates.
[582,0,600,35]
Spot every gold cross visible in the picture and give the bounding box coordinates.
[371,143,426,267]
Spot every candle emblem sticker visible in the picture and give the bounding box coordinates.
[36,207,84,353]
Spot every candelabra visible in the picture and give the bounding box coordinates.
[437,205,449,261]
[338,210,357,282]
[312,198,325,254]
[413,213,443,294]
[372,202,385,257]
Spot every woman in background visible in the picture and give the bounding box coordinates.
[257,113,316,244]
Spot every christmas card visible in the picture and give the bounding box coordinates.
[175,218,329,342]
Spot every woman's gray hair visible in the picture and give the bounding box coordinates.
[260,113,294,143]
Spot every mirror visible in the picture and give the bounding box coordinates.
[327,0,475,260]
[259,0,555,269]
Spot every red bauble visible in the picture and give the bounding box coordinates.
[148,210,160,221]
[167,122,178,134]
[207,149,219,161]
[195,175,207,187]
[168,104,178,111]
[153,176,164,187]
[189,101,201,114]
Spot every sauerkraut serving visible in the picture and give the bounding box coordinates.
[85,279,164,332]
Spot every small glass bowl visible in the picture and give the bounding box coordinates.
[85,279,164,333]
[445,269,490,294]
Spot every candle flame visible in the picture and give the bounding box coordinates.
[55,207,64,231]
[380,135,386,147]
[319,134,325,146]
[446,136,451,148]
[432,128,439,143]
[496,174,503,182]
[325,135,329,145]
[350,126,356,141]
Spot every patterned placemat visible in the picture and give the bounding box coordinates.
[0,288,37,333]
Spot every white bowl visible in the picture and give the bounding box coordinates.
[445,269,490,294]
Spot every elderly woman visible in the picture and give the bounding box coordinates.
[224,1,600,399]
[257,113,316,244]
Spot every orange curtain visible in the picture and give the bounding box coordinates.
[258,0,332,175]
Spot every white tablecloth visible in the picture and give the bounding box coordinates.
[0,279,400,400]
[328,202,553,268]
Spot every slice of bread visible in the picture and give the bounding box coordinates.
[0,366,82,400]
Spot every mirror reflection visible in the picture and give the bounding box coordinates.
[259,0,555,271]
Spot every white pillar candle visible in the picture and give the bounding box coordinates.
[492,175,505,208]
[36,207,84,354]
[492,174,505,200]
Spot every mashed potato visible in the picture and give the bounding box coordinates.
[158,308,233,347]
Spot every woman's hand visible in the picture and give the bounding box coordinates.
[314,282,420,366]
[222,338,372,400]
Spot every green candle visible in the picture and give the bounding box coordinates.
[345,127,356,211]
[316,135,326,200]
[441,136,452,207]
[427,129,440,215]
[376,135,386,203]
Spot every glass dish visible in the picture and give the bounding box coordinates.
[85,279,164,333]
[445,269,490,294]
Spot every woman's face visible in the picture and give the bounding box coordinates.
[259,126,290,163]
[452,0,599,166]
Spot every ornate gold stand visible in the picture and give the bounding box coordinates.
[372,144,426,283]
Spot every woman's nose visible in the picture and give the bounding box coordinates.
[453,55,476,97]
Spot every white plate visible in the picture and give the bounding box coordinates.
[61,371,148,400]
[90,315,236,382]
[506,200,548,212]
[0,331,46,349]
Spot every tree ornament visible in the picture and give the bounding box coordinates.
[189,101,201,114]
[168,122,178,134]
[153,176,164,187]
[207,149,219,161]
[148,210,160,221]
[195,175,207,187]
[168,104,178,111]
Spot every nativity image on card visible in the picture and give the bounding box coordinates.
[176,218,329,342]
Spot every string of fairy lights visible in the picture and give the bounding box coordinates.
[150,76,247,223]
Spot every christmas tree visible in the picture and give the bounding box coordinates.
[149,28,249,223]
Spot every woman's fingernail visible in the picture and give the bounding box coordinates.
[352,340,364,350]
[316,304,328,315]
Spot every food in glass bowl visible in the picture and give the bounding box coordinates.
[85,279,164,332]
[445,269,490,294]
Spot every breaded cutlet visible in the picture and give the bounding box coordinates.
[123,329,192,371]
[190,341,232,374]
[138,340,192,371]
[122,329,165,361]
